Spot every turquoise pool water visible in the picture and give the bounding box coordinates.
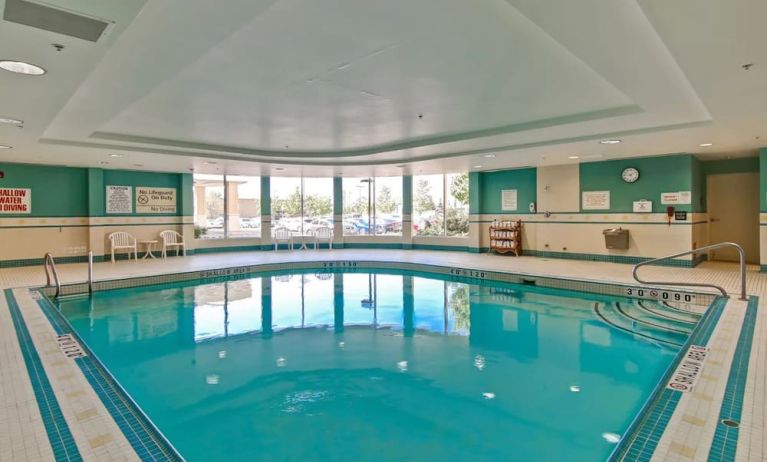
[56,270,699,462]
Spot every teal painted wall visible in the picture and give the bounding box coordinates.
[102,169,184,216]
[478,168,536,214]
[0,162,88,217]
[760,149,767,212]
[0,162,188,218]
[469,171,481,215]
[703,157,759,176]
[690,156,706,213]
[579,154,697,213]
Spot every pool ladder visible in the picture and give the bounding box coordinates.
[44,251,94,299]
[632,242,747,301]
[43,253,61,298]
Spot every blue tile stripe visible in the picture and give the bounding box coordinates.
[3,289,83,462]
[609,296,727,461]
[34,293,184,462]
[707,295,759,462]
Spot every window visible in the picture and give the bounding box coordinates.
[227,175,261,238]
[271,177,334,236]
[342,176,402,236]
[193,174,225,239]
[303,178,334,236]
[446,173,469,237]
[413,173,468,237]
[193,174,261,239]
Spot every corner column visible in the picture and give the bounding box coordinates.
[260,176,271,250]
[402,175,413,249]
[86,168,105,259]
[333,177,343,248]
[179,173,195,253]
[468,171,482,253]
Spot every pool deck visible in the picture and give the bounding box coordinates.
[0,249,764,461]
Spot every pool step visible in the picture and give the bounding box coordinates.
[594,302,689,347]
[616,302,695,334]
[634,299,700,324]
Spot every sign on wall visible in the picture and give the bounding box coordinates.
[136,187,176,213]
[661,191,692,205]
[0,188,31,214]
[632,200,652,213]
[582,191,610,210]
[501,189,518,211]
[660,192,678,204]
[106,185,133,214]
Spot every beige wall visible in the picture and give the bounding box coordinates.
[0,216,190,261]
[479,213,699,261]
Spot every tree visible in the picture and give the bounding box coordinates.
[206,190,224,219]
[450,173,469,205]
[304,194,333,217]
[414,178,436,214]
[448,283,470,330]
[375,185,398,214]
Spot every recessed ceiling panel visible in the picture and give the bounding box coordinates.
[96,0,633,152]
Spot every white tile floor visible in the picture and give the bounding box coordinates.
[0,249,764,461]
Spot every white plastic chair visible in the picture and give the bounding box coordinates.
[160,230,186,258]
[312,226,333,250]
[273,227,292,251]
[108,232,137,263]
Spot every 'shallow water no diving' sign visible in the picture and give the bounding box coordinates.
[136,187,176,213]
[667,345,708,393]
[0,188,31,214]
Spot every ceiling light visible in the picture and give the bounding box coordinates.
[599,139,621,145]
[699,143,713,147]
[482,154,496,158]
[395,164,406,168]
[0,116,23,125]
[274,167,285,171]
[109,154,123,158]
[0,60,46,75]
[0,145,12,149]
[203,161,217,165]
[568,156,580,159]
[473,165,482,169]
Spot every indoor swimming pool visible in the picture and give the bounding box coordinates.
[54,269,701,462]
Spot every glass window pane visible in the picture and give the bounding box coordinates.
[413,174,444,236]
[374,176,402,236]
[193,174,224,239]
[226,175,261,238]
[270,177,302,236]
[303,178,334,236]
[446,173,469,237]
[343,177,371,236]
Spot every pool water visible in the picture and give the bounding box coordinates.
[56,270,699,462]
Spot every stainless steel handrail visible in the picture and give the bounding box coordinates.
[632,242,747,301]
[87,251,94,294]
[43,253,61,298]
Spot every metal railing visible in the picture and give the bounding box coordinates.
[43,253,61,298]
[632,242,747,301]
[87,251,94,294]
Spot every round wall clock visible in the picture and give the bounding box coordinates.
[621,167,640,183]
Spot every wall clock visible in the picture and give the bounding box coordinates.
[621,167,639,183]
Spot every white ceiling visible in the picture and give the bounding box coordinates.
[0,0,765,177]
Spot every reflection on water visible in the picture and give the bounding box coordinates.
[134,273,472,343]
[57,271,682,462]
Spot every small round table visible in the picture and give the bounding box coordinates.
[291,234,308,250]
[140,240,158,259]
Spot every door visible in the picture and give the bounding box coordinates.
[707,172,759,263]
